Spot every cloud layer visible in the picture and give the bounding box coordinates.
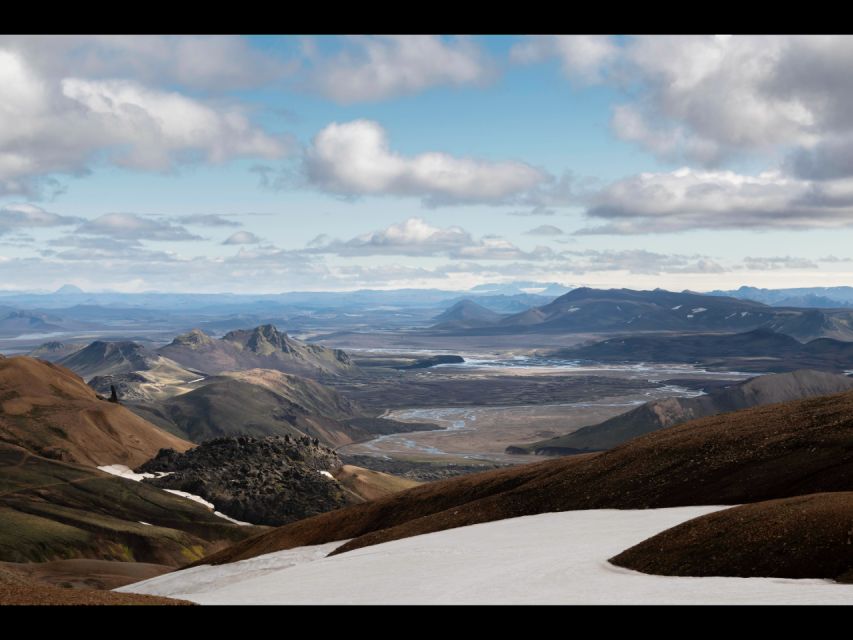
[304,120,548,205]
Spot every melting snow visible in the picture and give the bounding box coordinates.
[691,308,707,313]
[319,470,335,480]
[671,305,682,310]
[117,507,853,605]
[99,464,252,526]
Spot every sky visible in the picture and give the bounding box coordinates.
[2,34,853,294]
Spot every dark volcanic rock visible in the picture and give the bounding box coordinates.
[138,435,353,526]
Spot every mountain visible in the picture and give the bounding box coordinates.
[194,386,853,566]
[128,370,370,447]
[0,356,192,467]
[56,340,199,383]
[431,300,503,329]
[54,284,85,295]
[158,325,354,378]
[28,341,88,362]
[554,328,853,373]
[611,492,853,582]
[0,310,64,336]
[0,442,255,566]
[432,287,853,340]
[511,370,853,455]
[710,285,853,308]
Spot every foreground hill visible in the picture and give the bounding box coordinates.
[0,443,256,565]
[158,325,354,378]
[434,287,853,340]
[0,356,192,467]
[553,328,853,373]
[0,565,191,605]
[512,369,853,455]
[611,492,853,582]
[195,387,853,565]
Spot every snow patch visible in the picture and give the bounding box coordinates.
[691,307,707,313]
[138,521,152,526]
[118,507,853,605]
[98,464,155,482]
[671,305,682,310]
[319,470,335,480]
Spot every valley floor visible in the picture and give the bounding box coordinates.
[118,506,853,605]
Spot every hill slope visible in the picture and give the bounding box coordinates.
[195,387,853,565]
[611,492,853,582]
[158,325,354,378]
[514,369,853,455]
[0,356,193,467]
[0,443,256,565]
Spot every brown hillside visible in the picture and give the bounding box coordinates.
[0,356,192,467]
[611,492,853,582]
[197,388,853,566]
[332,465,421,502]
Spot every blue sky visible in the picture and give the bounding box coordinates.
[2,35,853,293]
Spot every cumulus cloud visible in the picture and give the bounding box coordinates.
[304,120,548,205]
[0,203,81,235]
[308,217,553,260]
[525,225,564,236]
[223,230,261,245]
[76,213,201,241]
[0,47,288,196]
[510,35,619,83]
[576,167,853,234]
[307,35,493,103]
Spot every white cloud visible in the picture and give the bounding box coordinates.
[171,214,241,228]
[223,231,261,245]
[0,47,288,195]
[77,213,201,241]
[308,217,553,260]
[510,36,619,83]
[0,35,291,92]
[304,120,548,205]
[309,36,492,103]
[0,203,81,235]
[525,225,564,236]
[577,167,853,234]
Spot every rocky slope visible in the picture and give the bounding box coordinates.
[512,369,853,455]
[193,387,853,566]
[431,299,502,329]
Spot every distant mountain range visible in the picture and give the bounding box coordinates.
[710,286,853,308]
[428,287,853,341]
[510,369,853,455]
[553,328,853,372]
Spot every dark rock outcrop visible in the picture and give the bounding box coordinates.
[138,436,353,526]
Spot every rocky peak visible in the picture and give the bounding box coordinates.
[171,328,214,349]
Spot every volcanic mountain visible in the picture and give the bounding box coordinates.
[194,386,853,566]
[430,299,502,329]
[511,369,853,455]
[158,325,354,378]
[0,311,63,336]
